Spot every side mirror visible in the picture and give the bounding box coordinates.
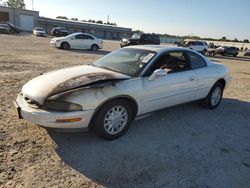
[148,69,168,81]
[71,37,75,40]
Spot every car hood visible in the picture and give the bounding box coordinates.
[22,65,131,104]
[51,37,65,41]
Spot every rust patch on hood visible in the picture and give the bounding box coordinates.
[50,72,124,97]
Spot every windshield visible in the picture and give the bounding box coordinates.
[132,33,142,39]
[94,48,156,76]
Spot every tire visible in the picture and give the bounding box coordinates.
[61,42,70,50]
[91,99,133,140]
[202,49,207,55]
[202,82,224,109]
[91,44,98,51]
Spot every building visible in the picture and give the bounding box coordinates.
[0,6,132,39]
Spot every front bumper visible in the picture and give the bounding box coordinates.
[50,41,61,48]
[14,93,95,129]
[36,32,47,37]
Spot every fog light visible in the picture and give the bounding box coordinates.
[56,118,82,123]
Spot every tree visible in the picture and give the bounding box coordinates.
[221,36,227,41]
[243,39,249,43]
[6,0,25,9]
[71,18,78,21]
[56,16,68,20]
[233,38,238,42]
[96,20,103,24]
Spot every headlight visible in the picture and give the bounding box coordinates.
[45,100,82,112]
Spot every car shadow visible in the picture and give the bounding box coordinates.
[48,98,250,188]
[67,49,111,55]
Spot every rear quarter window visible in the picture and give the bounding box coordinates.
[188,52,207,69]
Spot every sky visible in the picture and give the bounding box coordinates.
[24,0,250,40]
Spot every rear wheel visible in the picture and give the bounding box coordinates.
[61,42,70,50]
[91,44,98,51]
[202,82,224,109]
[92,99,133,140]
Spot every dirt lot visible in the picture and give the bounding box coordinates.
[0,34,250,188]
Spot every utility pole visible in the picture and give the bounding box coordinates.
[107,14,109,23]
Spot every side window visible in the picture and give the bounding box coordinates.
[75,34,83,39]
[188,52,206,69]
[83,35,94,40]
[196,41,204,46]
[146,51,190,76]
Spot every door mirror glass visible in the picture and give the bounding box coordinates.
[148,69,168,81]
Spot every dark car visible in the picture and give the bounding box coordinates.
[120,33,160,47]
[51,27,69,37]
[223,47,239,57]
[0,24,9,34]
[207,46,238,57]
[0,22,21,34]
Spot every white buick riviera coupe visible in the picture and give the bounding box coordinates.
[14,46,232,140]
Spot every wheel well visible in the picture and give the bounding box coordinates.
[217,79,226,88]
[89,96,138,129]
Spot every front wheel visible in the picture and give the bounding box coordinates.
[91,44,98,51]
[91,100,133,140]
[202,82,224,109]
[61,42,70,50]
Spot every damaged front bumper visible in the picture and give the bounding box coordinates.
[14,93,95,129]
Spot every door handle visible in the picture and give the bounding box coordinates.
[189,76,195,81]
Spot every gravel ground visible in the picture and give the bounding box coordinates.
[0,34,250,188]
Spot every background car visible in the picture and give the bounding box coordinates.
[50,32,103,50]
[15,46,232,140]
[51,27,69,37]
[221,47,239,57]
[208,46,238,57]
[244,50,250,56]
[1,22,21,33]
[0,24,10,34]
[33,27,47,37]
[120,33,160,47]
[181,39,208,54]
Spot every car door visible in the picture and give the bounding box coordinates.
[70,34,84,49]
[141,51,198,114]
[82,34,95,49]
[187,51,211,99]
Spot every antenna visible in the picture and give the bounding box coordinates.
[32,0,34,10]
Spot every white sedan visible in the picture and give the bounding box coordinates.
[14,46,232,140]
[33,27,47,37]
[50,32,103,51]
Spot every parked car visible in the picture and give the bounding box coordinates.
[244,50,250,56]
[207,46,238,57]
[222,47,239,57]
[181,39,208,54]
[0,24,10,34]
[120,33,160,47]
[0,22,22,33]
[14,46,232,140]
[50,32,103,50]
[33,27,47,37]
[51,27,69,37]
